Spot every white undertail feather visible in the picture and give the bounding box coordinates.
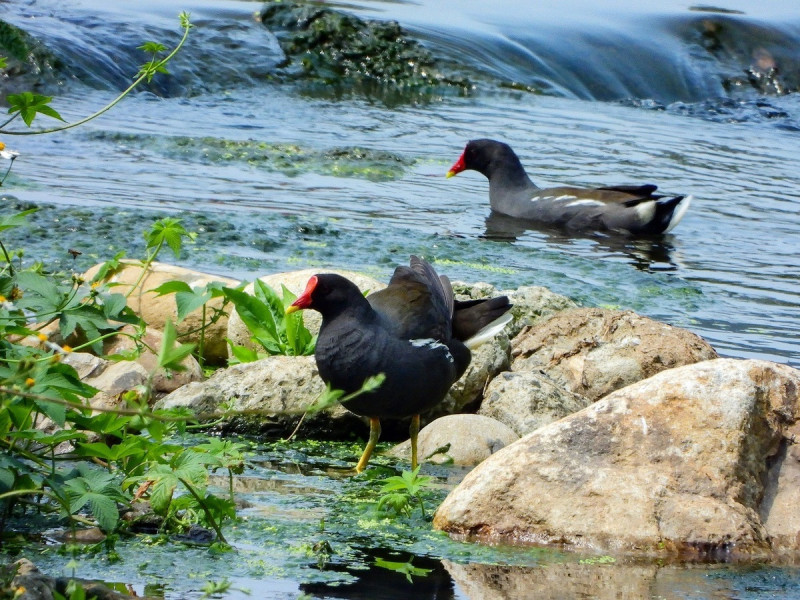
[664,195,692,233]
[464,312,514,350]
[634,200,656,222]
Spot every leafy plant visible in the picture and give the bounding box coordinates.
[376,466,433,519]
[224,280,315,360]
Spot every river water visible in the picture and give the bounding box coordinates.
[2,0,800,597]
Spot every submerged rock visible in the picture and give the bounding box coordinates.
[389,414,519,466]
[434,359,800,559]
[260,1,472,103]
[511,307,718,402]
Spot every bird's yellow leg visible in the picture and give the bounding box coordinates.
[355,417,381,473]
[410,414,420,471]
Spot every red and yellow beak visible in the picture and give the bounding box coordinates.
[446,150,466,178]
[286,275,317,314]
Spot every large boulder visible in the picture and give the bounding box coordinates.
[434,359,800,558]
[478,370,591,436]
[156,355,361,437]
[511,307,718,402]
[389,414,519,466]
[226,268,384,355]
[85,261,239,365]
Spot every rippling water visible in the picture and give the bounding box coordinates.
[2,0,800,596]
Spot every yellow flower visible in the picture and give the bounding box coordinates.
[0,141,4,150]
[91,281,101,290]
[0,295,5,303]
[25,378,35,387]
[37,332,48,342]
[62,345,73,353]
[14,586,26,598]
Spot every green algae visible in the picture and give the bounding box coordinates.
[88,132,415,181]
[260,1,473,104]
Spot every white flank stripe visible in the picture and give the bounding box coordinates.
[565,198,601,207]
[410,338,453,362]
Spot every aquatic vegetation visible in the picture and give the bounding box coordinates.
[260,1,472,104]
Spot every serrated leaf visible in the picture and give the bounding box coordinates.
[150,281,193,295]
[101,293,128,319]
[174,289,211,322]
[87,493,120,532]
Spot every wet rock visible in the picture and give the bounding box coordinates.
[478,370,591,436]
[434,359,800,558]
[389,414,519,466]
[48,527,106,544]
[260,1,471,102]
[11,558,148,600]
[84,260,239,365]
[511,307,718,402]
[226,268,384,356]
[156,355,361,437]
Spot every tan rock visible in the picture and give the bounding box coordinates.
[156,355,361,436]
[85,260,239,365]
[511,307,718,402]
[389,414,519,466]
[226,268,384,355]
[434,359,800,558]
[478,370,591,436]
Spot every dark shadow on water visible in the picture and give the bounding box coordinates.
[301,549,458,600]
[481,212,679,272]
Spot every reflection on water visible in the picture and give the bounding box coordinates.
[482,212,680,272]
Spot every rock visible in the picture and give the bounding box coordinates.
[226,268,384,356]
[511,307,718,402]
[83,361,149,411]
[63,352,106,379]
[504,285,578,338]
[156,355,361,437]
[433,359,800,558]
[389,414,519,466]
[478,370,591,436]
[85,260,239,365]
[102,325,203,394]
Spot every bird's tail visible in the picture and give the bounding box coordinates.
[452,296,513,348]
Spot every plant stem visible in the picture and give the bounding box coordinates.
[177,477,228,544]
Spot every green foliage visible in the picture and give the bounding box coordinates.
[376,466,433,519]
[63,464,128,532]
[224,281,315,359]
[6,91,64,127]
[374,557,432,583]
[144,217,194,260]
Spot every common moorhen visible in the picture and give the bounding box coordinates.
[286,256,512,472]
[447,139,692,235]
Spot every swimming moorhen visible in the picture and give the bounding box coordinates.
[447,139,692,235]
[286,256,512,472]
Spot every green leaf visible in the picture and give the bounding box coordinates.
[0,208,37,233]
[226,341,261,364]
[101,293,128,319]
[157,320,195,371]
[6,91,65,126]
[150,281,193,295]
[145,217,190,259]
[138,41,167,54]
[87,492,120,532]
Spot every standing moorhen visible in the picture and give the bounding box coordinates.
[447,139,692,235]
[286,256,512,472]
